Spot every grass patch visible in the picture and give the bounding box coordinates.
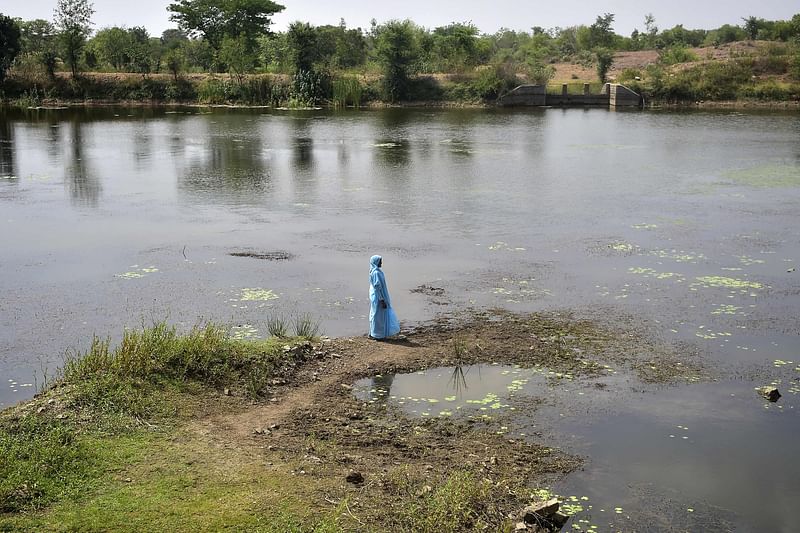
[0,322,318,517]
[383,469,499,533]
[0,425,344,532]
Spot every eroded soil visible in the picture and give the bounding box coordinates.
[189,310,707,530]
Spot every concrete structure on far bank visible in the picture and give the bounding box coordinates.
[498,83,643,108]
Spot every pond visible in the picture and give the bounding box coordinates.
[1,105,799,529]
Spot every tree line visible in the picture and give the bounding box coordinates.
[1,0,800,102]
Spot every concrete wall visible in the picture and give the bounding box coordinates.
[498,84,641,108]
[609,85,643,107]
[497,85,546,106]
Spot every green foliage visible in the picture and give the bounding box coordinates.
[287,21,319,73]
[291,68,329,106]
[164,47,185,82]
[0,414,153,514]
[791,51,800,81]
[738,80,798,101]
[0,13,22,83]
[196,76,285,105]
[587,13,617,49]
[526,60,555,85]
[468,62,519,100]
[742,16,764,40]
[168,0,285,51]
[332,77,362,107]
[219,33,257,81]
[375,20,420,102]
[595,47,614,83]
[16,19,57,79]
[62,322,312,409]
[617,68,642,82]
[266,314,289,338]
[292,314,320,339]
[386,470,493,532]
[54,0,94,78]
[658,45,699,65]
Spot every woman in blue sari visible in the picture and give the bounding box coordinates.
[369,255,400,339]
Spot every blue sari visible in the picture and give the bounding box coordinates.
[369,255,400,339]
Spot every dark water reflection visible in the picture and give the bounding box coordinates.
[1,105,799,529]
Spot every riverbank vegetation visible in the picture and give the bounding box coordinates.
[0,321,334,530]
[1,5,799,105]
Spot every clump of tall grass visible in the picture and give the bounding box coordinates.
[332,77,363,107]
[266,313,289,338]
[60,321,316,411]
[293,313,320,339]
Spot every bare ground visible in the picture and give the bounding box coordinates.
[183,310,707,530]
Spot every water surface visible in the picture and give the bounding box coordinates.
[2,105,799,530]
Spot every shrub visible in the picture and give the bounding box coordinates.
[658,46,699,65]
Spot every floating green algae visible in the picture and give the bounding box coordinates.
[230,324,259,340]
[651,249,706,263]
[629,267,685,281]
[692,276,763,290]
[723,164,800,188]
[239,288,279,301]
[115,265,159,279]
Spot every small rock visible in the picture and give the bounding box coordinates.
[254,428,270,436]
[269,424,280,430]
[550,511,569,528]
[756,386,781,402]
[47,399,56,405]
[523,499,560,523]
[124,478,132,483]
[37,406,46,414]
[223,388,232,396]
[341,383,353,391]
[331,353,342,358]
[490,456,498,466]
[346,471,364,484]
[515,522,528,531]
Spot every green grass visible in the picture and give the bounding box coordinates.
[383,469,498,533]
[0,424,344,532]
[0,322,318,518]
[332,77,363,107]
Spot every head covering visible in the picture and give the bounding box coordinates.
[370,255,382,270]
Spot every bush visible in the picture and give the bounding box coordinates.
[738,80,796,101]
[658,46,699,65]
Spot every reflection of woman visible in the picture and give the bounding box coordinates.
[369,255,400,340]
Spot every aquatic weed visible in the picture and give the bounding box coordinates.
[293,313,320,339]
[266,314,289,338]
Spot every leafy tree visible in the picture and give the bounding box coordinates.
[219,33,256,81]
[54,0,94,77]
[183,38,213,71]
[374,20,420,102]
[168,0,284,52]
[742,16,763,41]
[589,13,617,49]
[287,21,318,72]
[91,27,130,70]
[127,27,153,76]
[164,46,185,82]
[0,14,21,83]
[161,28,188,50]
[429,22,480,72]
[595,47,614,82]
[18,18,58,78]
